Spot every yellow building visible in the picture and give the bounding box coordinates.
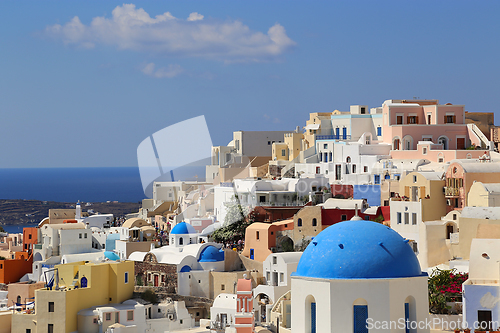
[468,182,500,207]
[12,260,134,333]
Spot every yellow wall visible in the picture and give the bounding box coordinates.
[12,260,134,333]
[0,312,11,333]
[458,218,500,259]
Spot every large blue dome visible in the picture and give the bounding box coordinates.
[198,246,225,262]
[170,222,196,235]
[293,220,424,279]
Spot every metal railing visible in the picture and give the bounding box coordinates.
[316,134,351,140]
[445,187,460,197]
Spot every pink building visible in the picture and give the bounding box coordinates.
[235,277,255,333]
[381,99,481,151]
[391,141,490,164]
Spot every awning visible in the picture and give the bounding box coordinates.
[305,124,320,130]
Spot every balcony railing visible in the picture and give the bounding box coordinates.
[445,187,460,197]
[316,134,351,140]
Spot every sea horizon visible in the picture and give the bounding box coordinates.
[0,167,146,203]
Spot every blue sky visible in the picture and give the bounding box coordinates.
[1,1,499,168]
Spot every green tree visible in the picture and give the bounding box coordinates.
[212,202,254,243]
[141,288,158,304]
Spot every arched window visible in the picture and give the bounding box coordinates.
[179,237,183,246]
[16,296,21,305]
[81,277,88,288]
[297,218,302,227]
[312,218,317,227]
[346,156,351,163]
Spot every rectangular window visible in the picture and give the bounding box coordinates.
[280,272,284,283]
[445,115,456,124]
[48,324,54,333]
[79,233,82,239]
[407,116,418,124]
[221,284,225,291]
[256,231,260,240]
[125,272,129,284]
[352,165,356,173]
[427,114,431,124]
[127,310,134,321]
[397,212,402,224]
[84,233,87,239]
[404,212,409,225]
[48,302,54,312]
[115,312,119,323]
[341,215,347,221]
[323,144,327,149]
[377,127,382,136]
[281,149,286,156]
[412,213,417,225]
[396,115,403,124]
[105,313,112,321]
[273,256,277,265]
[364,166,368,173]
[29,234,32,239]
[26,330,31,333]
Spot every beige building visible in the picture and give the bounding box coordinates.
[468,182,500,207]
[457,207,500,260]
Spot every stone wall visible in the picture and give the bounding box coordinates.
[134,261,177,293]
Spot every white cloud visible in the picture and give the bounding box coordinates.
[141,63,183,78]
[187,12,204,22]
[44,4,296,62]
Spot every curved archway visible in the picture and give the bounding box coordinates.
[403,135,414,150]
[438,136,449,150]
[445,222,457,240]
[437,152,444,163]
[33,252,42,262]
[393,137,401,150]
[305,294,316,333]
[405,296,417,333]
[278,235,294,252]
[353,298,368,333]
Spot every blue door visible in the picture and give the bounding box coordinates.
[250,249,254,260]
[353,305,368,333]
[311,302,316,333]
[405,303,410,333]
[80,277,87,288]
[343,127,347,139]
[374,175,381,184]
[335,128,340,139]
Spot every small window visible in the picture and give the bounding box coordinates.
[256,231,260,240]
[453,214,457,220]
[364,166,368,173]
[312,218,317,227]
[280,272,284,282]
[105,313,112,321]
[26,330,32,333]
[352,165,356,173]
[297,218,302,227]
[84,233,87,239]
[323,144,327,149]
[341,215,347,221]
[125,272,129,284]
[48,324,54,333]
[127,310,134,321]
[423,147,427,154]
[281,149,286,156]
[397,115,403,124]
[196,312,200,317]
[412,213,417,225]
[268,141,271,145]
[413,175,417,183]
[180,320,183,324]
[404,212,409,225]
[79,234,82,239]
[29,234,32,239]
[221,284,225,291]
[48,302,54,312]
[273,256,277,264]
[397,212,402,224]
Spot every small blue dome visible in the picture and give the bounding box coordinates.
[170,222,196,235]
[180,265,191,272]
[198,246,225,262]
[293,220,424,279]
[104,251,120,261]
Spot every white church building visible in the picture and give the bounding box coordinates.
[291,220,430,333]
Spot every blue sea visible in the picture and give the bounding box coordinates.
[0,167,146,203]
